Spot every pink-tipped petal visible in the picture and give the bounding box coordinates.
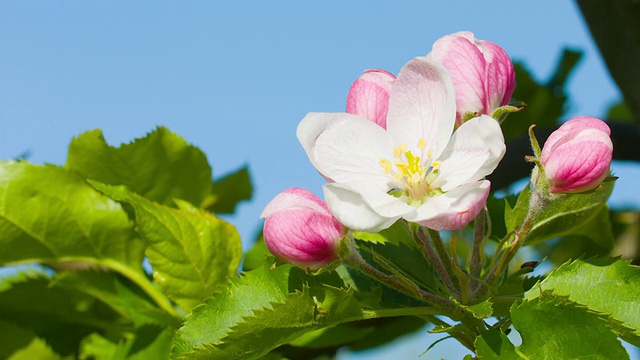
[346,69,396,129]
[541,117,613,193]
[479,40,516,110]
[428,33,487,119]
[262,188,343,270]
[260,187,330,218]
[427,31,515,123]
[386,57,456,159]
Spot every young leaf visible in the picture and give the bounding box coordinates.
[0,320,61,360]
[525,258,640,345]
[66,127,213,207]
[0,271,123,356]
[53,270,180,328]
[505,181,614,245]
[474,325,519,360]
[80,326,175,360]
[171,265,293,358]
[202,165,253,214]
[511,296,628,359]
[91,182,242,312]
[0,162,145,276]
[183,286,362,360]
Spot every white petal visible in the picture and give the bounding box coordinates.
[323,182,411,232]
[310,115,395,184]
[404,180,490,230]
[386,57,456,159]
[431,115,505,191]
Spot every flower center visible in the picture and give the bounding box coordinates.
[379,138,442,206]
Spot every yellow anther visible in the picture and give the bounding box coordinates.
[431,161,441,170]
[393,144,408,158]
[379,159,392,174]
[417,138,426,150]
[427,149,434,158]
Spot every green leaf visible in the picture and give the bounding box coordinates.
[463,300,493,320]
[66,127,213,207]
[505,180,614,245]
[202,165,253,214]
[53,270,180,328]
[511,296,628,359]
[172,265,293,358]
[0,162,144,270]
[80,326,175,360]
[288,324,375,349]
[92,182,242,312]
[0,320,61,360]
[475,325,519,360]
[0,271,123,356]
[525,258,640,345]
[184,286,362,360]
[352,220,414,247]
[242,233,275,272]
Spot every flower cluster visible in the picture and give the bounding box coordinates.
[261,31,613,271]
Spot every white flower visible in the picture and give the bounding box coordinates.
[297,57,505,232]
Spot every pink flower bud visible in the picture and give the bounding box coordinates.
[427,31,515,123]
[540,116,613,193]
[346,69,396,129]
[260,187,344,270]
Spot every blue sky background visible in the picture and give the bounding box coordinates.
[0,1,637,358]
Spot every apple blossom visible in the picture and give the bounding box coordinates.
[539,116,613,193]
[427,31,515,124]
[260,187,344,270]
[297,57,505,232]
[346,69,396,129]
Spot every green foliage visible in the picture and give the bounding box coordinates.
[525,258,640,345]
[79,326,175,360]
[0,271,121,356]
[203,165,253,214]
[53,270,180,328]
[92,182,242,312]
[475,325,519,360]
[66,127,214,208]
[505,180,614,246]
[512,296,628,359]
[0,320,61,360]
[477,296,629,359]
[0,162,144,270]
[172,265,293,357]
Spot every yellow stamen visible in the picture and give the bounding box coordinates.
[379,159,392,174]
[417,138,426,150]
[393,144,408,158]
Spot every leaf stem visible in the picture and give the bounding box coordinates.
[103,259,179,318]
[427,228,459,290]
[413,227,459,296]
[341,236,456,309]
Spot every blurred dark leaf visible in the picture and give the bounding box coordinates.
[577,0,640,124]
[202,165,253,214]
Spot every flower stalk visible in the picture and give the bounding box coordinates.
[339,234,456,309]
